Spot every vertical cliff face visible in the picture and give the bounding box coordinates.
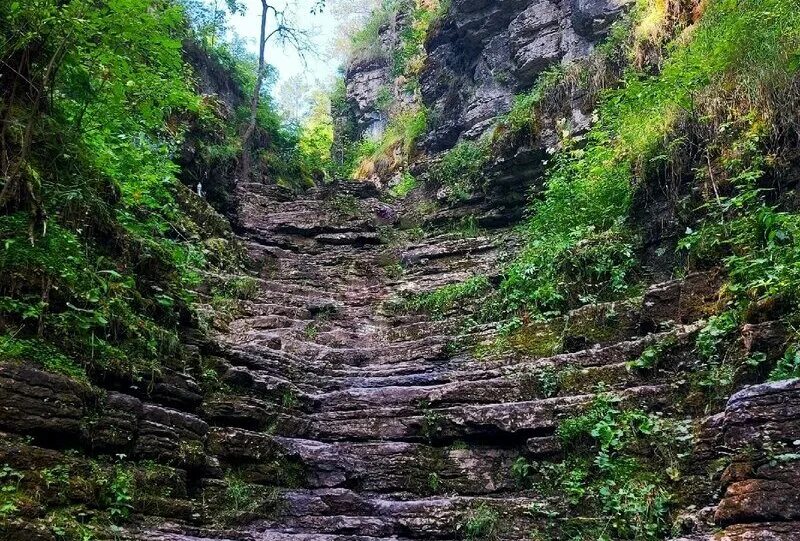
[340,8,412,141]
[420,0,632,150]
[339,0,631,151]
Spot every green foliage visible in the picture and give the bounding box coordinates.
[695,311,740,362]
[499,0,800,319]
[402,276,490,317]
[344,0,441,179]
[327,194,361,219]
[304,322,320,340]
[430,140,490,202]
[500,67,564,135]
[462,504,499,540]
[225,475,257,514]
[501,131,637,314]
[0,464,23,518]
[551,395,689,540]
[392,0,449,86]
[420,407,445,443]
[526,364,568,398]
[296,93,335,182]
[511,456,532,486]
[349,0,404,64]
[427,472,441,492]
[390,172,418,198]
[0,336,87,380]
[0,1,258,382]
[353,106,428,178]
[770,345,800,381]
[627,336,677,371]
[95,463,134,521]
[680,158,800,313]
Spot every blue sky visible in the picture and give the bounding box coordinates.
[226,0,341,93]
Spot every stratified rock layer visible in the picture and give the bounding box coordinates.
[1,180,799,540]
[421,0,633,150]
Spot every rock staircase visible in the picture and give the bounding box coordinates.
[2,180,799,541]
[139,182,800,540]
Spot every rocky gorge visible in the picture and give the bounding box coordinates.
[3,175,800,540]
[3,0,800,539]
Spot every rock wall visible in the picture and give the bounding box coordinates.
[340,0,631,151]
[340,8,411,141]
[3,176,799,540]
[421,0,632,150]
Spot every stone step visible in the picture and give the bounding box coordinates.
[208,428,522,495]
[219,325,698,401]
[258,489,552,540]
[306,384,675,442]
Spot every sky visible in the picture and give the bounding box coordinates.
[225,0,342,103]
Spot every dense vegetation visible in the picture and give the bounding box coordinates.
[402,0,800,335]
[0,0,327,396]
[382,1,800,537]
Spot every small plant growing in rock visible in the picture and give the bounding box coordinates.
[627,335,677,371]
[93,461,134,522]
[402,276,490,318]
[510,456,532,486]
[421,409,445,443]
[304,322,320,340]
[327,194,360,219]
[0,464,23,518]
[551,394,690,540]
[282,389,298,408]
[427,472,441,493]
[225,475,256,515]
[462,504,499,540]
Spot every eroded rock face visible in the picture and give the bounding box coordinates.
[2,177,800,541]
[420,0,634,150]
[667,380,800,540]
[342,10,410,140]
[345,59,392,136]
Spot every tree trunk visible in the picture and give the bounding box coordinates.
[239,0,269,178]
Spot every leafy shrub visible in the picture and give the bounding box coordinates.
[0,0,257,382]
[627,335,677,371]
[500,133,637,314]
[225,475,256,514]
[770,346,800,381]
[430,140,491,202]
[553,395,688,540]
[390,172,418,198]
[392,0,449,84]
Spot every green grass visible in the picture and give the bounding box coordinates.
[463,504,499,540]
[390,172,418,198]
[430,139,491,202]
[499,0,800,317]
[401,276,491,317]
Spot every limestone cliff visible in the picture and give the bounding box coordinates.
[340,0,630,149]
[3,1,800,540]
[420,0,631,150]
